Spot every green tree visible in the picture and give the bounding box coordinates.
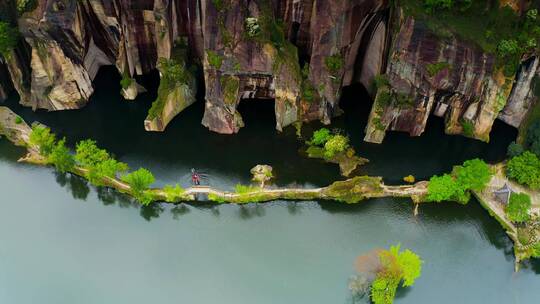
[506,192,531,223]
[75,139,109,167]
[506,151,540,189]
[370,244,423,304]
[29,125,56,156]
[0,21,18,56]
[48,138,75,173]
[427,174,461,202]
[122,168,155,204]
[324,135,349,158]
[525,120,540,157]
[310,128,331,146]
[453,158,492,191]
[87,158,129,186]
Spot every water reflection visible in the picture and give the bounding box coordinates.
[54,172,90,201]
[171,204,190,219]
[140,203,165,221]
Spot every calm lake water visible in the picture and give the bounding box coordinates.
[1,68,539,303]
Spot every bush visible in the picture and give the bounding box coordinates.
[507,142,524,158]
[14,116,22,124]
[324,54,343,76]
[370,244,422,304]
[29,125,56,156]
[506,151,540,189]
[427,174,467,203]
[461,119,474,137]
[235,184,259,194]
[163,184,185,202]
[453,158,492,191]
[0,21,18,56]
[206,50,223,69]
[324,135,349,158]
[122,168,155,204]
[48,138,75,173]
[506,192,531,223]
[497,39,520,58]
[403,175,415,183]
[310,128,332,146]
[427,159,491,203]
[75,139,110,167]
[120,74,133,89]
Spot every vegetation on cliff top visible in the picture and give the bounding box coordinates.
[0,21,18,56]
[403,0,540,75]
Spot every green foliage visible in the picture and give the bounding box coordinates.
[206,50,223,70]
[461,119,474,137]
[48,138,75,173]
[29,125,56,156]
[323,135,349,158]
[324,54,344,76]
[310,128,332,146]
[426,62,451,76]
[75,139,128,186]
[453,158,492,192]
[122,168,155,204]
[370,244,423,304]
[220,75,240,104]
[120,74,133,90]
[162,184,185,202]
[245,17,261,38]
[14,116,22,124]
[402,0,539,77]
[507,142,524,158]
[507,151,540,189]
[427,158,492,203]
[16,0,37,14]
[301,64,317,103]
[234,184,260,194]
[525,120,540,157]
[532,242,540,258]
[87,158,129,186]
[373,74,390,90]
[427,174,467,203]
[506,192,531,223]
[75,139,109,167]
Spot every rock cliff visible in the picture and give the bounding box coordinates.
[0,0,538,141]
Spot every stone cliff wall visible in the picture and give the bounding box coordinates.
[1,0,538,141]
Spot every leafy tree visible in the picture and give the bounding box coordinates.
[370,244,423,304]
[29,125,56,156]
[310,128,331,146]
[87,158,129,186]
[427,174,463,202]
[324,135,349,158]
[507,142,524,158]
[163,184,185,202]
[453,158,492,191]
[75,139,109,167]
[506,192,531,223]
[122,168,155,204]
[48,138,75,173]
[0,21,18,56]
[506,151,540,189]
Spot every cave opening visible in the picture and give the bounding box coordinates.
[339,83,374,130]
[236,98,277,131]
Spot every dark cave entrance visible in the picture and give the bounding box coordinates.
[237,98,277,131]
[339,83,374,130]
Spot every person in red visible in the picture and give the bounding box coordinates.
[191,168,201,186]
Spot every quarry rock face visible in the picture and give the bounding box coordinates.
[1,0,538,140]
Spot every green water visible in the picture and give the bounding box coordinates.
[1,68,539,303]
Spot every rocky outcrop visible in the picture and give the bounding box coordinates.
[0,59,14,102]
[365,15,516,143]
[3,0,538,141]
[499,56,539,128]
